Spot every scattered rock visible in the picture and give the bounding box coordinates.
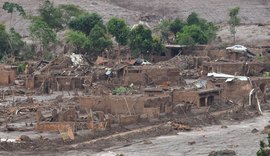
[19,135,32,142]
[188,141,196,145]
[221,125,228,129]
[251,128,259,133]
[209,149,236,156]
[143,140,152,144]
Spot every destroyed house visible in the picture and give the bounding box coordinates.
[172,88,220,107]
[79,94,172,123]
[122,65,181,86]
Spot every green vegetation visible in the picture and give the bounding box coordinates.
[257,133,270,156]
[0,24,11,59]
[32,1,85,31]
[175,12,217,46]
[29,19,57,52]
[67,13,112,55]
[2,2,25,27]
[154,12,217,46]
[0,24,25,60]
[107,17,130,46]
[228,7,241,43]
[128,24,153,57]
[26,0,85,58]
[154,19,172,43]
[113,86,129,95]
[87,24,112,54]
[17,62,26,74]
[9,28,25,56]
[187,12,200,25]
[69,13,103,35]
[128,24,164,57]
[177,25,207,45]
[38,0,64,30]
[263,72,270,77]
[58,4,85,24]
[255,54,266,62]
[152,37,165,55]
[169,18,184,36]
[66,30,88,54]
[176,33,195,46]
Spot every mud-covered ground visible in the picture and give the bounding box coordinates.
[100,111,270,156]
[0,102,261,155]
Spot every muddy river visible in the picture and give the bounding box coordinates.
[1,111,269,156]
[94,112,270,156]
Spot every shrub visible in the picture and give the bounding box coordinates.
[257,133,270,156]
[128,24,153,57]
[38,0,64,30]
[113,86,129,95]
[68,13,103,35]
[107,17,130,46]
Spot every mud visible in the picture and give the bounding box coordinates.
[99,111,270,156]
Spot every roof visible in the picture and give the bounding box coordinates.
[207,72,249,82]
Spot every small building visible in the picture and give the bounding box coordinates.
[172,88,220,107]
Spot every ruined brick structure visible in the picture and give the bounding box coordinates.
[79,94,172,124]
[122,65,181,86]
[172,88,220,107]
[0,65,17,85]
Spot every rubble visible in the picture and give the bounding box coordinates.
[0,43,269,154]
[251,128,259,133]
[171,122,192,131]
[209,149,236,156]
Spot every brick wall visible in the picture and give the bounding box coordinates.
[172,89,199,105]
[79,94,171,115]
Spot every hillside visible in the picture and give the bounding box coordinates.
[107,0,270,24]
[0,0,269,45]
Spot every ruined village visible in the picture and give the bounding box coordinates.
[0,0,269,156]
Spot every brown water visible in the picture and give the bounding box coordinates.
[96,112,270,156]
[1,112,269,156]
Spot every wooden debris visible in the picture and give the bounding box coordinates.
[171,122,192,131]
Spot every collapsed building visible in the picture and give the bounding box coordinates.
[1,44,270,141]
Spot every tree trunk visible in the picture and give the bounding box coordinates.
[9,13,13,28]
